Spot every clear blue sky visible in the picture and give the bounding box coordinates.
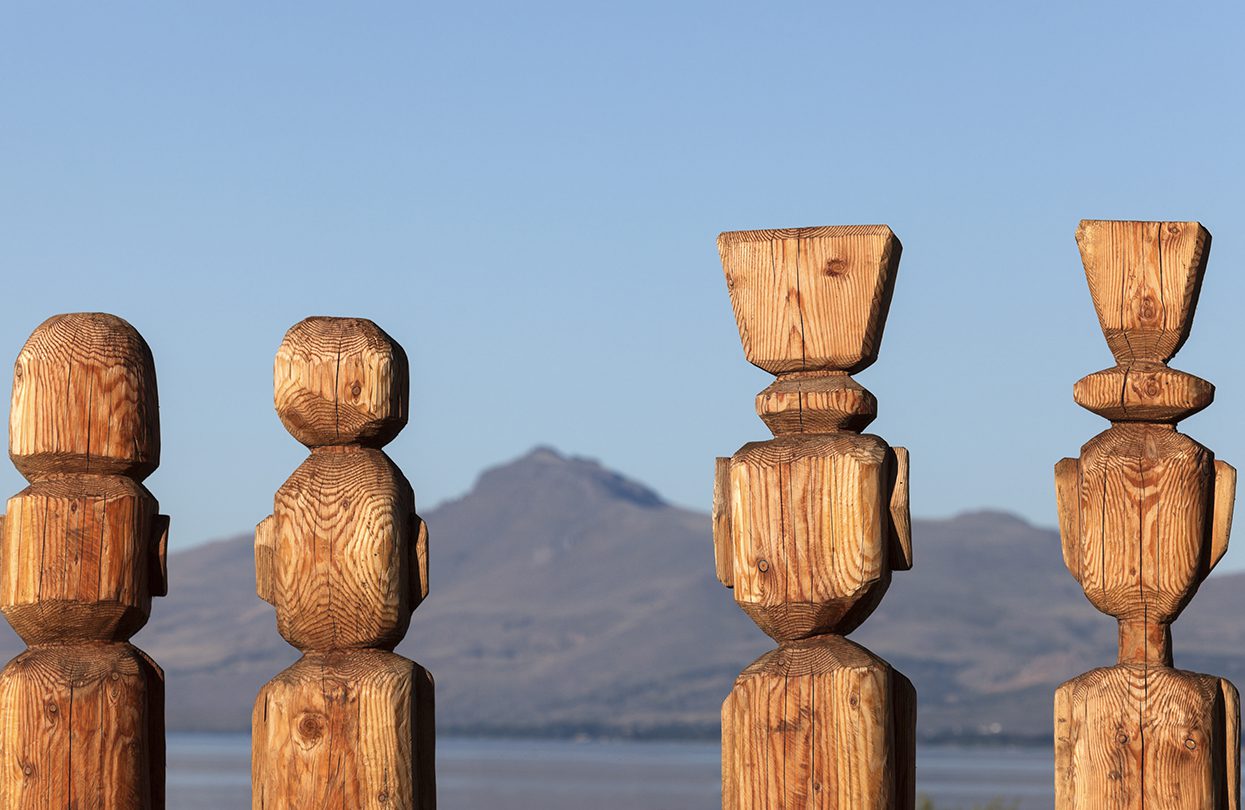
[4,3,1245,566]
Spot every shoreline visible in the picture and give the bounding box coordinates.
[169,729,1054,749]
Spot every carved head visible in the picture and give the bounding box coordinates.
[10,313,159,479]
[718,226,901,375]
[1076,220,1209,365]
[275,317,408,448]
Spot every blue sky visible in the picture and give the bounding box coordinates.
[4,2,1245,566]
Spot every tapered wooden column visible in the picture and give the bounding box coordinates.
[252,317,434,810]
[1055,221,1240,809]
[715,226,915,809]
[0,313,169,809]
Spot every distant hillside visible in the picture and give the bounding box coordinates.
[2,446,1243,742]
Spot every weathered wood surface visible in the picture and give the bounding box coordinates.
[254,317,433,809]
[719,226,900,375]
[252,650,434,810]
[1055,221,1240,809]
[716,226,913,808]
[0,313,168,809]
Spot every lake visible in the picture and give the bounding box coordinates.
[171,734,1054,809]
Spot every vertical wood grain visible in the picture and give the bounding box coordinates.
[717,226,912,808]
[0,313,168,809]
[1059,221,1239,809]
[254,318,433,809]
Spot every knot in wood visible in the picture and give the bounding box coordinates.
[823,257,849,277]
[297,712,325,742]
[1138,293,1160,324]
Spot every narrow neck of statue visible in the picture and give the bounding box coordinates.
[1117,619,1173,667]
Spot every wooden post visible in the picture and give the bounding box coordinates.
[0,313,169,808]
[252,317,434,809]
[1055,221,1240,808]
[715,226,915,809]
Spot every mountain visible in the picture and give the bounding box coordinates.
[2,446,1244,743]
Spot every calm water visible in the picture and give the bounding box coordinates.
[171,733,1054,809]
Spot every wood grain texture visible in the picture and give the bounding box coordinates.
[1068,424,1213,625]
[1055,457,1080,574]
[274,317,408,448]
[1222,679,1240,810]
[755,373,877,435]
[714,457,734,588]
[727,434,893,641]
[1057,221,1239,809]
[9,314,160,479]
[886,447,911,572]
[255,317,433,809]
[722,636,913,810]
[719,225,900,375]
[716,225,912,808]
[1056,666,1235,809]
[0,313,168,810]
[410,515,429,606]
[270,447,416,651]
[255,514,277,606]
[0,644,164,809]
[253,651,435,810]
[1076,220,1210,364]
[1074,364,1214,423]
[1212,460,1236,575]
[1,476,160,644]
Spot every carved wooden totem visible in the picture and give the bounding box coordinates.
[715,226,914,809]
[1055,220,1240,809]
[0,313,169,808]
[252,317,434,809]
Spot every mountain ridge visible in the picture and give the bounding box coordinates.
[2,446,1243,743]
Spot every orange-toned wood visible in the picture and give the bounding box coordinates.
[254,317,433,809]
[1055,221,1239,809]
[0,313,169,809]
[252,650,434,810]
[717,226,913,808]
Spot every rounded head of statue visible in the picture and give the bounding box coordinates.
[10,313,160,480]
[274,317,409,448]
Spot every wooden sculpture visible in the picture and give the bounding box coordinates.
[715,226,914,809]
[1055,220,1240,808]
[252,317,434,810]
[0,313,169,808]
